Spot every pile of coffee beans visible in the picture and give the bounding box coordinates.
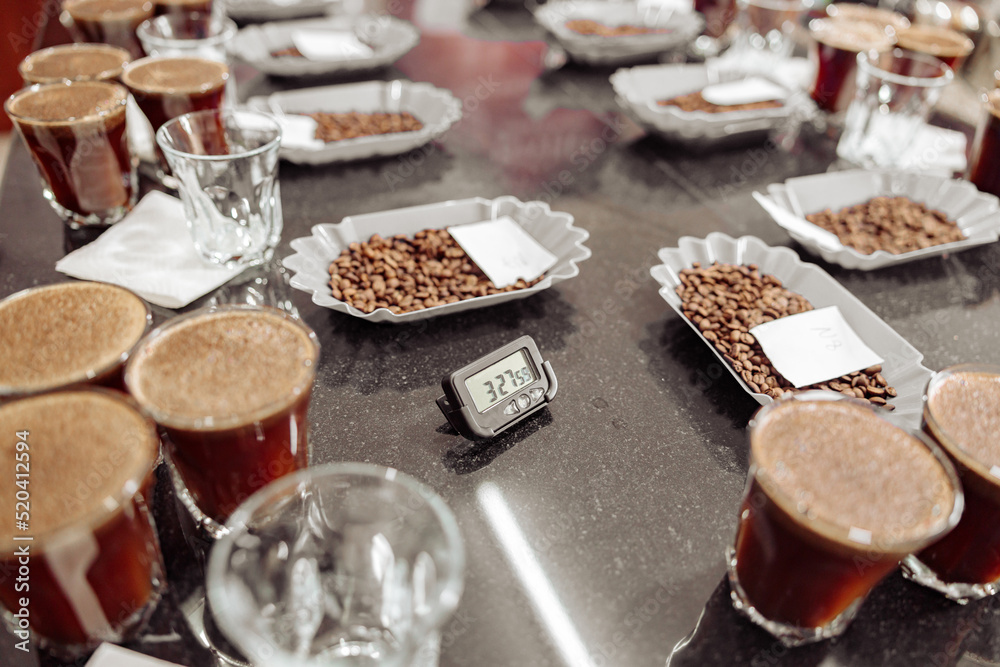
[676,262,896,407]
[658,92,783,113]
[307,112,424,142]
[328,230,541,314]
[565,19,668,36]
[805,196,965,255]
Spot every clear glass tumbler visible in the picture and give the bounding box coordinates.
[156,109,283,267]
[207,463,466,667]
[732,0,806,61]
[836,48,953,168]
[136,11,238,62]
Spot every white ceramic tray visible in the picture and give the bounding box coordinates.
[283,197,592,323]
[222,0,339,21]
[534,0,702,65]
[246,80,462,164]
[229,15,419,77]
[754,169,1000,270]
[610,59,814,145]
[649,232,932,430]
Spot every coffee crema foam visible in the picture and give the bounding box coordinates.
[897,25,973,58]
[927,371,1000,469]
[0,391,157,552]
[128,310,317,427]
[0,283,148,392]
[123,58,228,94]
[752,400,956,548]
[65,0,153,20]
[22,46,129,83]
[811,18,894,52]
[8,82,126,123]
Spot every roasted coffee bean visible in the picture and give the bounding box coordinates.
[307,112,423,142]
[328,229,542,314]
[806,197,965,255]
[676,262,897,409]
[565,19,669,36]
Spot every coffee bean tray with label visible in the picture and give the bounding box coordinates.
[650,232,934,431]
[283,196,592,323]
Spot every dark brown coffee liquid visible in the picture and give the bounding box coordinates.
[810,19,893,113]
[970,93,1000,199]
[123,58,228,133]
[64,0,153,59]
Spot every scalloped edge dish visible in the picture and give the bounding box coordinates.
[229,15,419,77]
[610,59,815,144]
[246,80,462,164]
[755,169,1000,270]
[534,0,702,65]
[283,197,592,323]
[649,232,932,430]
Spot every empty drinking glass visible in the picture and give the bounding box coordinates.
[206,463,466,667]
[156,109,283,267]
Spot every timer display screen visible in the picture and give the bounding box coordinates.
[464,349,537,413]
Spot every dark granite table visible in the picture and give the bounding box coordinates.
[4,3,1000,666]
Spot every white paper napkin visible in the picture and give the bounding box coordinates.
[897,123,968,174]
[56,191,244,309]
[87,643,183,667]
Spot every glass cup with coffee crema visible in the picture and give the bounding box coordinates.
[19,43,131,85]
[902,365,1000,602]
[5,81,137,228]
[808,18,895,114]
[154,0,216,16]
[730,392,963,646]
[125,305,320,536]
[62,0,154,60]
[0,282,151,400]
[0,389,164,657]
[121,55,229,185]
[969,90,1000,199]
[895,24,974,70]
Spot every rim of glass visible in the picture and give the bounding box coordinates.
[748,390,964,554]
[0,282,152,397]
[856,47,954,87]
[808,17,896,51]
[924,363,1000,484]
[121,55,229,94]
[206,462,466,663]
[18,43,132,84]
[826,2,910,29]
[0,387,160,555]
[155,109,283,161]
[737,0,806,10]
[4,80,129,124]
[137,12,238,46]
[124,304,319,431]
[897,24,975,57]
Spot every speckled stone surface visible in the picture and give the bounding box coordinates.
[3,4,1000,667]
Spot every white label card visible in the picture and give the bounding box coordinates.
[447,216,558,289]
[87,644,183,667]
[749,306,883,389]
[290,30,375,61]
[700,77,788,106]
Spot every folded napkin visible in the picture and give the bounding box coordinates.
[897,123,968,174]
[56,191,243,309]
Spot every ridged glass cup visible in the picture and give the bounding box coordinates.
[729,391,963,646]
[903,364,1000,602]
[207,463,466,667]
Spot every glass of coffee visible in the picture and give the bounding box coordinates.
[121,55,229,186]
[836,48,952,168]
[0,388,164,657]
[730,392,962,646]
[207,462,466,667]
[826,3,910,36]
[62,0,154,60]
[809,18,895,114]
[5,81,137,228]
[156,110,283,267]
[136,12,238,61]
[733,0,806,59]
[154,0,216,16]
[896,24,974,70]
[125,305,320,535]
[902,365,1000,602]
[969,89,1000,199]
[19,43,131,85]
[0,282,151,400]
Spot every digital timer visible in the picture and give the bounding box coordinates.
[437,335,557,440]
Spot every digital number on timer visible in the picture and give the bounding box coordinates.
[465,349,538,413]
